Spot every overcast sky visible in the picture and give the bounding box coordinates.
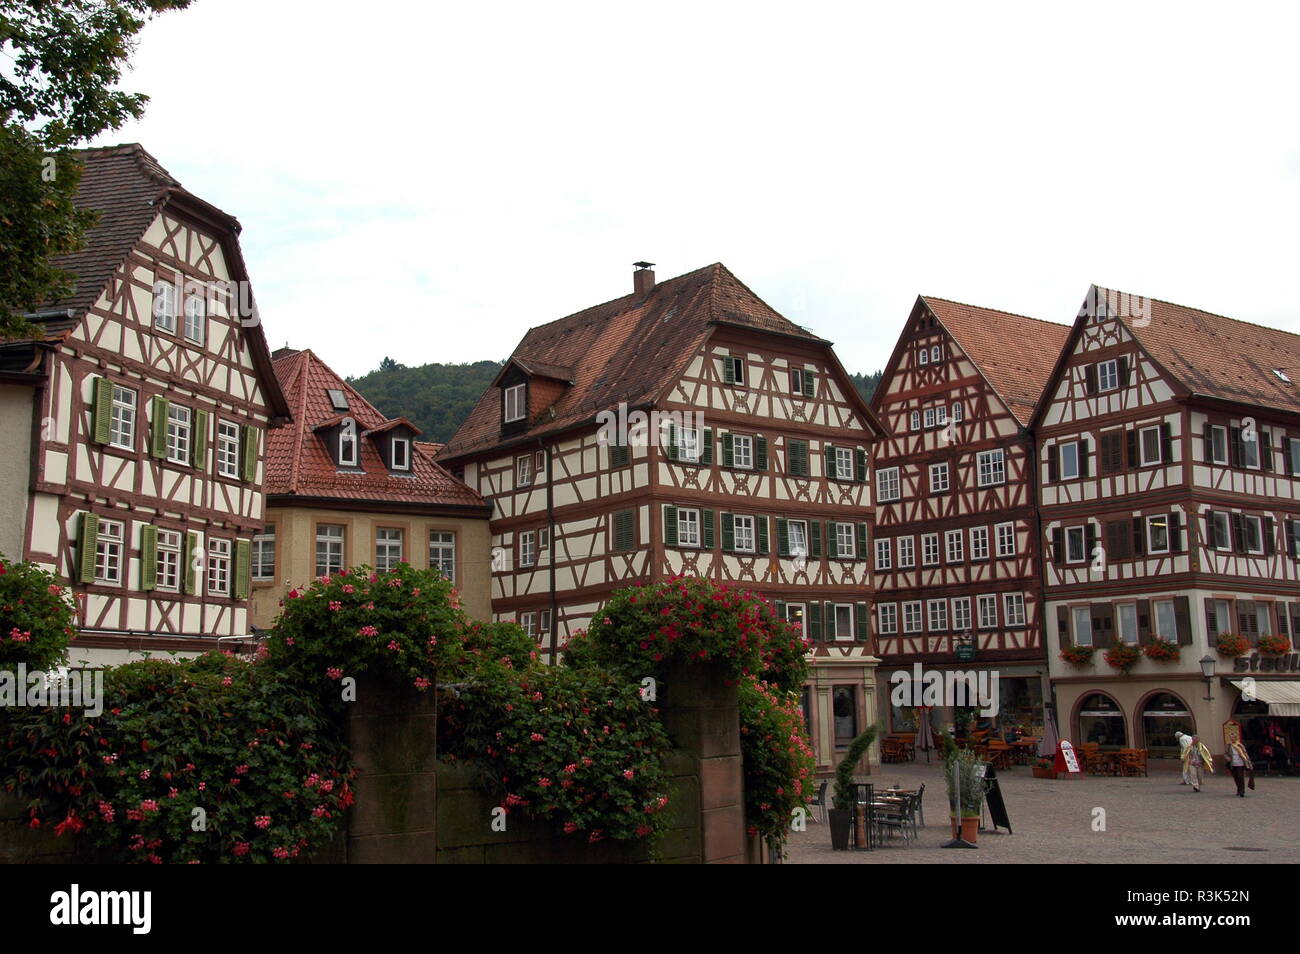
[96,1,1300,379]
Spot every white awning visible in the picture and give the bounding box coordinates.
[1231,680,1300,717]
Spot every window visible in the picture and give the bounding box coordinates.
[1139,425,1162,466]
[1059,441,1080,480]
[952,402,964,422]
[678,426,701,463]
[612,510,635,552]
[1004,593,1026,627]
[504,383,526,422]
[1147,515,1170,554]
[520,612,537,641]
[832,686,858,745]
[391,437,411,471]
[677,508,700,547]
[376,528,404,572]
[788,519,808,558]
[1207,599,1231,639]
[94,519,124,585]
[919,348,929,366]
[790,367,807,395]
[945,529,963,564]
[921,533,940,567]
[910,411,921,431]
[878,603,898,634]
[338,425,358,468]
[977,594,998,629]
[787,439,810,477]
[1209,511,1231,551]
[952,597,971,632]
[929,345,940,363]
[783,602,806,635]
[995,522,1016,558]
[516,455,532,486]
[1154,599,1178,641]
[732,434,753,469]
[1209,424,1229,465]
[835,522,855,558]
[518,530,537,568]
[252,530,275,581]
[1241,515,1264,554]
[429,531,456,581]
[1241,429,1260,468]
[1287,437,1300,474]
[217,420,240,478]
[935,405,948,427]
[734,515,756,553]
[327,389,349,412]
[724,355,745,386]
[877,467,900,502]
[977,448,1005,486]
[929,462,950,493]
[832,604,854,641]
[875,538,892,570]
[970,526,989,561]
[928,599,948,632]
[539,527,549,551]
[165,405,192,465]
[1071,605,1093,646]
[903,601,923,634]
[834,446,853,480]
[156,529,181,591]
[183,293,205,345]
[1117,603,1138,643]
[154,280,177,333]
[1098,359,1119,391]
[924,408,936,429]
[897,536,915,568]
[1066,526,1087,563]
[109,385,136,450]
[208,538,231,596]
[315,525,344,578]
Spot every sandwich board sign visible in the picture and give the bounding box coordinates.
[1055,740,1081,775]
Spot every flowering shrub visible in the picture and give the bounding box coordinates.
[1216,633,1250,658]
[738,678,815,854]
[1103,641,1142,671]
[0,556,76,670]
[1059,644,1096,666]
[1259,635,1292,656]
[1,653,352,863]
[1142,636,1181,662]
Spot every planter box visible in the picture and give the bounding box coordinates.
[828,809,852,851]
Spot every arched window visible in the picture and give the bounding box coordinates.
[1140,691,1195,758]
[1077,692,1126,749]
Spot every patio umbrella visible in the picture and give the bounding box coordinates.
[1038,708,1060,760]
[915,708,936,763]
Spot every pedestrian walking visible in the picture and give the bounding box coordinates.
[1175,731,1193,785]
[1226,739,1254,798]
[1182,735,1213,792]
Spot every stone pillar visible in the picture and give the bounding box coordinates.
[345,676,439,863]
[659,661,746,864]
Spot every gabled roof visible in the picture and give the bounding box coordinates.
[440,263,866,460]
[268,349,487,511]
[22,144,289,418]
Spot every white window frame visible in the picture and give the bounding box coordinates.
[518,530,537,568]
[995,522,1016,558]
[520,612,537,641]
[977,448,1005,487]
[977,594,998,630]
[921,533,940,567]
[734,515,756,553]
[315,525,344,578]
[677,508,700,548]
[504,383,526,423]
[156,529,182,592]
[835,522,855,558]
[951,402,964,423]
[1154,599,1178,641]
[902,601,923,634]
[94,518,124,586]
[919,348,929,366]
[783,602,807,635]
[876,467,900,502]
[1139,425,1163,466]
[1003,592,1026,627]
[678,426,701,463]
[1241,429,1261,469]
[516,455,532,486]
[952,597,971,632]
[376,527,404,572]
[878,603,898,635]
[928,599,948,632]
[910,411,920,432]
[183,292,206,345]
[1241,514,1264,555]
[1098,359,1119,392]
[1147,515,1170,555]
[217,420,240,479]
[832,603,854,641]
[834,446,853,480]
[923,407,936,429]
[108,385,136,450]
[945,529,963,564]
[874,538,892,571]
[732,434,754,470]
[154,280,177,334]
[930,344,941,363]
[1117,603,1139,644]
[207,538,231,597]
[1209,511,1231,551]
[929,461,950,493]
[726,355,746,386]
[970,526,990,561]
[897,535,915,568]
[1066,526,1087,564]
[166,404,192,466]
[1059,441,1080,480]
[788,519,808,559]
[1209,424,1229,465]
[429,530,456,582]
[252,530,275,582]
[338,426,358,468]
[391,436,411,471]
[1071,605,1093,646]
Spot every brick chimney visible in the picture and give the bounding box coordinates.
[633,261,655,296]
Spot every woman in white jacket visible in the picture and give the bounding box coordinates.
[1174,731,1193,785]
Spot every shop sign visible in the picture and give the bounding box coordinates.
[1232,653,1300,672]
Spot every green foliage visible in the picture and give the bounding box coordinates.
[944,746,986,818]
[738,678,815,852]
[1,653,353,863]
[347,359,504,443]
[851,370,883,404]
[0,555,75,670]
[831,726,878,811]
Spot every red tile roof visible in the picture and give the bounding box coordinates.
[440,263,830,460]
[268,348,487,511]
[1098,286,1300,416]
[922,296,1072,425]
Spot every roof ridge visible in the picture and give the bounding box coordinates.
[1096,285,1300,343]
[517,263,719,340]
[921,295,1068,328]
[287,350,311,494]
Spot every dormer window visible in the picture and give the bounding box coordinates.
[391,436,411,471]
[328,389,349,412]
[339,424,358,467]
[504,383,526,423]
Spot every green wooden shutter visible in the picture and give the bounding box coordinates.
[701,428,713,465]
[856,602,869,640]
[855,448,867,482]
[777,518,790,557]
[184,531,200,595]
[610,443,628,467]
[663,506,678,547]
[809,520,822,557]
[702,509,715,549]
[723,433,734,467]
[91,377,113,445]
[150,396,169,459]
[241,426,258,482]
[794,440,808,476]
[140,525,158,591]
[757,515,769,555]
[775,599,787,620]
[755,436,768,471]
[856,523,868,559]
[191,410,209,469]
[723,356,735,385]
[808,601,823,641]
[77,512,100,583]
[234,539,251,600]
[802,367,814,398]
[667,422,678,461]
[721,512,735,551]
[824,444,836,479]
[827,521,839,559]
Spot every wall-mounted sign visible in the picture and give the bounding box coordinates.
[1233,653,1300,673]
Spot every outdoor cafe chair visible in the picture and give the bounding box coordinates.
[872,794,915,846]
[811,780,829,824]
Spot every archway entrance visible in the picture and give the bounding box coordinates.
[1077,692,1126,749]
[1140,691,1195,759]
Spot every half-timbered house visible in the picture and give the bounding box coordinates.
[870,297,1070,737]
[251,347,492,628]
[1035,286,1300,762]
[0,144,289,666]
[438,263,885,772]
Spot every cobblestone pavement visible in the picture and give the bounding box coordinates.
[785,758,1296,864]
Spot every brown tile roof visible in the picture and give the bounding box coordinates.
[1098,286,1300,416]
[268,348,487,511]
[440,263,828,459]
[922,296,1072,425]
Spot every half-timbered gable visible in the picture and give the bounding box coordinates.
[0,145,290,665]
[1036,286,1300,757]
[439,263,885,771]
[869,296,1070,734]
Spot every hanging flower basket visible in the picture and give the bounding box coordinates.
[1216,633,1250,658]
[1259,635,1292,656]
[1104,641,1142,672]
[1143,636,1181,663]
[1059,644,1096,666]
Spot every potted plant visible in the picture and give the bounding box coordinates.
[1259,635,1292,656]
[1032,756,1057,779]
[1216,633,1250,658]
[1060,644,1096,666]
[1103,640,1141,672]
[1143,635,1181,662]
[944,745,985,843]
[829,726,878,851]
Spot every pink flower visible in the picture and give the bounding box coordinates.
[254,815,271,829]
[235,764,249,775]
[623,769,634,779]
[139,769,150,780]
[387,640,401,651]
[287,589,300,600]
[530,732,544,742]
[538,777,552,788]
[414,677,431,690]
[342,584,355,594]
[326,667,343,680]
[221,676,232,686]
[358,625,379,638]
[233,842,250,856]
[563,821,579,834]
[329,601,342,611]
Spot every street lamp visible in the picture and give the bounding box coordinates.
[1199,654,1217,702]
